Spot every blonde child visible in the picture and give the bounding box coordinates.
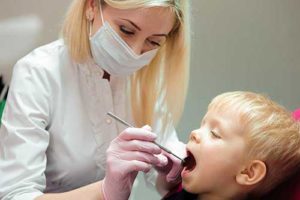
[164,91,300,200]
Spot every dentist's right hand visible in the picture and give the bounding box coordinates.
[102,125,166,200]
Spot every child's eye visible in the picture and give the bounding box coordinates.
[211,130,221,139]
[120,25,134,35]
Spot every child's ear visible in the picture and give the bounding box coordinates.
[236,160,267,186]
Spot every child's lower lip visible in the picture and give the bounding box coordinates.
[181,166,192,178]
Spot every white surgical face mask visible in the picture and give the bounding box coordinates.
[89,4,158,76]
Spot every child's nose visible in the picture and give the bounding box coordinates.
[190,131,201,143]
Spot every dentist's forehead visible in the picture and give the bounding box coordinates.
[104,6,176,33]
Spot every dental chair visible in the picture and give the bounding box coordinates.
[260,108,300,200]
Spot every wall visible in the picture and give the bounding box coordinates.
[177,0,300,144]
[0,0,71,83]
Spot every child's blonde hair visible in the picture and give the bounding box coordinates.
[61,0,190,134]
[208,91,300,196]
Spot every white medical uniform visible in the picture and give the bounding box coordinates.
[0,40,181,200]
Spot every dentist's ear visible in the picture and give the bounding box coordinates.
[236,160,267,186]
[86,0,98,21]
[86,8,95,21]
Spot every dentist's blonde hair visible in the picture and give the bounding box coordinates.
[208,91,300,196]
[62,0,190,133]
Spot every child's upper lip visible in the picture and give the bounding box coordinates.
[185,146,190,156]
[187,148,194,159]
[185,144,193,156]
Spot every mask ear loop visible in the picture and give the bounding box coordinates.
[89,22,92,37]
[99,1,105,25]
[86,1,103,37]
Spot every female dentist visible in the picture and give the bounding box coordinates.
[0,0,190,199]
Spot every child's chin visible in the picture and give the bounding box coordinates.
[181,179,189,189]
[181,181,199,195]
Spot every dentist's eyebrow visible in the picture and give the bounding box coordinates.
[120,18,168,37]
[120,19,141,31]
[152,33,168,37]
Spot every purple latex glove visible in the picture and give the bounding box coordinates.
[102,125,165,200]
[155,141,187,183]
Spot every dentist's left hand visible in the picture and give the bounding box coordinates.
[155,141,186,183]
[102,125,166,200]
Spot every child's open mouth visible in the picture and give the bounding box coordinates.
[182,150,196,173]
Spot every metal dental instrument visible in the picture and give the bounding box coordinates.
[107,112,185,163]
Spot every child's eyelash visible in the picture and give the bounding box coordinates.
[211,130,221,139]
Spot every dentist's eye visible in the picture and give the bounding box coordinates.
[120,25,134,35]
[211,130,221,139]
[147,39,161,47]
